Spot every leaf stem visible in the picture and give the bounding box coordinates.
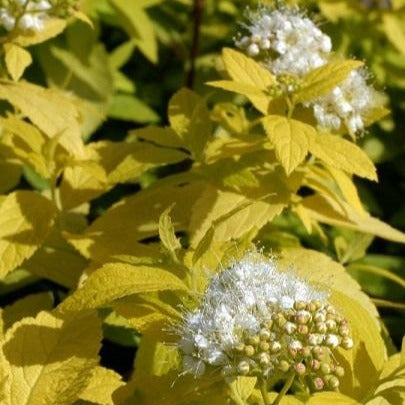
[259,378,272,405]
[271,373,295,405]
[186,0,204,88]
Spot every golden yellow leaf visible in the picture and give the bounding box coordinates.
[294,60,364,103]
[221,48,276,91]
[0,80,84,157]
[131,126,183,149]
[13,18,66,47]
[0,191,56,279]
[60,162,107,210]
[4,43,32,82]
[382,13,405,55]
[219,48,276,113]
[309,133,377,181]
[159,205,182,255]
[58,263,189,312]
[327,167,365,215]
[302,194,405,243]
[1,310,101,405]
[262,116,315,174]
[305,392,362,404]
[1,292,53,332]
[78,366,124,405]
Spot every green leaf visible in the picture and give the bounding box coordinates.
[58,263,189,312]
[305,392,362,404]
[309,133,377,181]
[110,0,158,63]
[4,43,32,82]
[382,13,405,55]
[108,94,159,123]
[294,60,364,103]
[262,116,315,175]
[0,191,56,279]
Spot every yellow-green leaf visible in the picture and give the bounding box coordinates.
[4,43,32,82]
[382,13,405,55]
[221,48,276,90]
[0,191,56,279]
[1,292,53,332]
[78,366,124,405]
[294,60,364,103]
[1,310,101,405]
[0,80,84,157]
[159,205,182,255]
[263,116,315,174]
[309,133,377,181]
[302,194,405,243]
[58,263,189,312]
[305,392,362,404]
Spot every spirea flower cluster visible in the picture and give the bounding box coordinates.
[235,5,382,135]
[177,253,353,391]
[0,0,76,32]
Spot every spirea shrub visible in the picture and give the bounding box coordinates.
[0,1,404,405]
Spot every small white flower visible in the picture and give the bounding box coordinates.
[0,9,16,31]
[18,13,44,31]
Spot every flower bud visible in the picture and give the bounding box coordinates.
[237,361,250,375]
[321,363,331,375]
[259,341,270,352]
[295,363,306,375]
[284,321,297,335]
[270,341,281,353]
[234,343,245,353]
[313,377,325,391]
[314,311,326,323]
[335,366,345,378]
[327,375,340,389]
[341,337,354,349]
[259,329,271,341]
[310,359,320,371]
[247,335,260,346]
[298,325,309,335]
[316,322,327,334]
[300,346,311,358]
[339,325,350,337]
[278,360,290,373]
[296,310,311,324]
[326,334,340,348]
[326,319,337,331]
[258,352,271,367]
[244,345,255,357]
[294,301,307,310]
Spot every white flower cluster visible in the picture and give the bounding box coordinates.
[177,252,352,388]
[235,5,382,135]
[0,0,52,32]
[236,6,331,76]
[312,69,380,134]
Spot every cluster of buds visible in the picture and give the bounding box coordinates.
[225,299,353,391]
[235,4,383,135]
[0,0,77,32]
[177,252,353,394]
[267,73,303,98]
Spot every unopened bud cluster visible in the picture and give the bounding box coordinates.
[0,0,77,32]
[177,252,353,393]
[235,4,383,135]
[225,299,353,391]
